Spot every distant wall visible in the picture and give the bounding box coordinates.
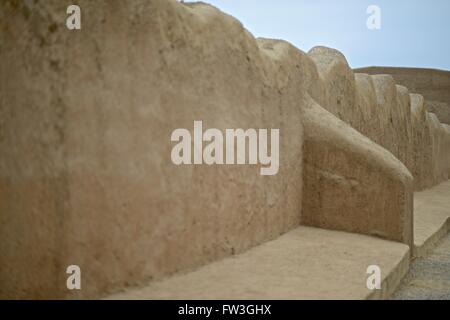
[355,67,450,125]
[301,47,413,245]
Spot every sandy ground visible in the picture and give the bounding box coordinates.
[392,233,450,299]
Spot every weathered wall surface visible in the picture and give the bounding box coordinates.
[297,47,413,246]
[0,0,305,299]
[0,0,448,299]
[308,49,414,175]
[426,100,450,126]
[311,54,450,190]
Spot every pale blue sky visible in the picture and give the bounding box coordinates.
[201,0,450,70]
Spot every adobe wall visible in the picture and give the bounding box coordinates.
[0,0,448,299]
[0,0,305,298]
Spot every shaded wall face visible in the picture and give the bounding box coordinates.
[1,0,449,300]
[426,101,450,126]
[0,0,304,298]
[408,94,450,190]
[307,52,416,181]
[303,142,413,245]
[300,97,413,248]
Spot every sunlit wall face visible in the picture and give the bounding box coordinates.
[200,0,450,70]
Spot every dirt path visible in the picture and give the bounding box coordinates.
[392,233,450,299]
